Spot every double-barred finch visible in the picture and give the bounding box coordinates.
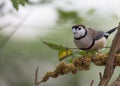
[72,25,117,51]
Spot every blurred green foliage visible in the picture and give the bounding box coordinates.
[11,0,26,10]
[86,8,96,16]
[40,0,52,4]
[57,9,84,24]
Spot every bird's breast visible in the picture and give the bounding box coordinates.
[74,37,93,49]
[74,36,107,51]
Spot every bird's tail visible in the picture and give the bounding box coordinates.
[104,27,117,39]
[106,27,117,34]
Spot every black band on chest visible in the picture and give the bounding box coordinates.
[80,39,95,50]
[74,30,87,40]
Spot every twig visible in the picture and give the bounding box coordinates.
[34,66,44,86]
[99,72,102,80]
[34,66,39,86]
[90,80,94,86]
[98,23,120,86]
[116,74,120,81]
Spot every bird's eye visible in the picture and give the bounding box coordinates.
[78,27,81,30]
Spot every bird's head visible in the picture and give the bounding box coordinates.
[72,25,87,39]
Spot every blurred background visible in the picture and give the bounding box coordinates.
[0,0,120,86]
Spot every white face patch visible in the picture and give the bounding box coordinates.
[77,26,86,36]
[72,26,86,38]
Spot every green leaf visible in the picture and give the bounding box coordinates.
[58,49,73,61]
[90,50,97,54]
[11,0,26,10]
[42,41,66,50]
[42,41,73,61]
[79,50,88,56]
[79,50,97,57]
[19,0,26,6]
[11,0,19,10]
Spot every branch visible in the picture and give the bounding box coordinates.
[98,23,120,86]
[35,52,120,85]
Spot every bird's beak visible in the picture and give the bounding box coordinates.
[73,32,77,34]
[72,28,77,34]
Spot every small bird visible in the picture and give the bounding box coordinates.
[72,25,117,51]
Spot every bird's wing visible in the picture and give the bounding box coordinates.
[93,31,105,40]
[88,28,105,40]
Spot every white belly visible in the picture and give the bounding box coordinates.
[91,37,106,50]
